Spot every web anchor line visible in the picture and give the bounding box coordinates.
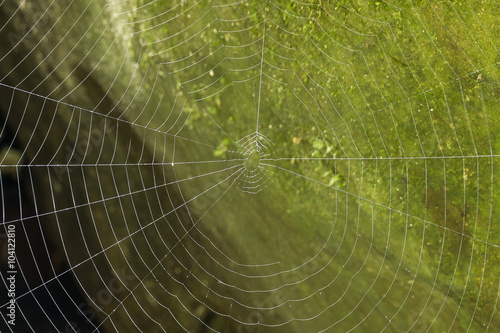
[261,163,499,249]
[0,82,216,148]
[1,162,245,226]
[255,3,267,135]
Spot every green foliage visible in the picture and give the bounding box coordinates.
[130,0,500,329]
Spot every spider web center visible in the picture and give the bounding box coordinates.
[230,131,275,194]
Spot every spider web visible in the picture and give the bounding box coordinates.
[0,0,499,332]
